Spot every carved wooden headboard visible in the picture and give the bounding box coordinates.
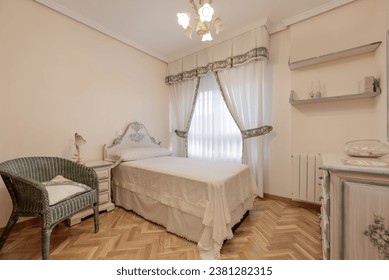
[103,121,161,162]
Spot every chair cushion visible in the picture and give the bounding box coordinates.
[42,175,92,205]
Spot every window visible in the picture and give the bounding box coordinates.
[188,73,242,163]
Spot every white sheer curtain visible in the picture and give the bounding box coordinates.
[217,60,267,196]
[170,78,198,157]
[188,73,242,163]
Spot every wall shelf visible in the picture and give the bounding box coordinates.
[289,79,381,105]
[288,41,381,70]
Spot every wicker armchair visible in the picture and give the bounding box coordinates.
[0,157,99,260]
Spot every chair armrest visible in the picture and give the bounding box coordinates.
[1,172,50,210]
[0,168,47,192]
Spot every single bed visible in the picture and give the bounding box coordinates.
[103,122,258,259]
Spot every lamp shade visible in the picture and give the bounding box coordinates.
[177,0,221,41]
[177,13,190,29]
[201,32,213,41]
[213,17,223,34]
[199,3,214,22]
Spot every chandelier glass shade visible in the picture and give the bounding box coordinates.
[177,0,223,41]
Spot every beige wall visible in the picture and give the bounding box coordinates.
[265,0,388,198]
[0,0,169,227]
[264,28,293,196]
[0,0,388,228]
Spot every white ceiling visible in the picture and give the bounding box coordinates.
[35,0,355,62]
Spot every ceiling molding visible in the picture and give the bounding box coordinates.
[267,0,355,34]
[281,0,355,28]
[34,0,169,62]
[34,0,356,63]
[267,23,288,35]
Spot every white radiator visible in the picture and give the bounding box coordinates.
[291,153,322,203]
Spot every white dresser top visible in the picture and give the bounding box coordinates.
[320,153,389,176]
[84,160,112,169]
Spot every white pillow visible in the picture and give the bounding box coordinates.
[113,146,172,161]
[42,175,92,205]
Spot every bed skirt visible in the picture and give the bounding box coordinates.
[113,184,254,259]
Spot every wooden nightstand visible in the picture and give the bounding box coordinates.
[68,160,115,226]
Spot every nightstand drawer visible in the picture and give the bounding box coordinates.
[95,169,109,180]
[99,192,109,204]
[99,180,109,192]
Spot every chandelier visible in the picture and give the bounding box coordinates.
[177,0,223,41]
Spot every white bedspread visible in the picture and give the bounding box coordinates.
[112,156,258,259]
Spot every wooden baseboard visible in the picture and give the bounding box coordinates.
[263,193,321,212]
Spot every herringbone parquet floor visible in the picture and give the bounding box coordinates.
[0,197,322,260]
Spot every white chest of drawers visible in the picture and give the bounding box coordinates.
[320,154,389,260]
[68,160,115,226]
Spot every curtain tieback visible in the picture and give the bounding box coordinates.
[175,130,188,138]
[241,125,273,139]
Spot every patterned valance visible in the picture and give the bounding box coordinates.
[175,125,273,139]
[166,26,269,85]
[166,47,268,84]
